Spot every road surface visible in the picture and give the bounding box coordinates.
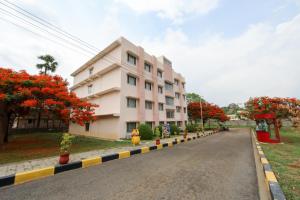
[0,128,258,200]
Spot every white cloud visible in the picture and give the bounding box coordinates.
[141,14,300,106]
[116,0,219,23]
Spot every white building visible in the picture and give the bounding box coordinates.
[69,37,188,139]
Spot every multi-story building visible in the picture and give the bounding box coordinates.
[69,37,188,139]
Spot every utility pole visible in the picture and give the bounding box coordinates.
[200,96,204,133]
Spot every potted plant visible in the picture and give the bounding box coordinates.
[59,133,75,165]
[154,127,161,145]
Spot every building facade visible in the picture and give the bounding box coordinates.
[69,37,188,139]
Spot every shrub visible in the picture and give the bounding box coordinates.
[156,125,163,137]
[170,124,180,135]
[186,123,198,132]
[60,133,75,153]
[154,127,161,139]
[138,124,153,140]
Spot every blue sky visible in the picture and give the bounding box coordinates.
[1,0,300,106]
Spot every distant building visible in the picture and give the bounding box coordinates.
[69,37,188,139]
[11,112,67,131]
[228,114,239,121]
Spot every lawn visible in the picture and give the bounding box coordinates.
[0,132,131,165]
[261,128,300,200]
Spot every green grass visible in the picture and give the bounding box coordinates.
[0,132,131,165]
[261,128,300,200]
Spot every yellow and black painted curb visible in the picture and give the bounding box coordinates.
[252,130,286,200]
[0,130,219,188]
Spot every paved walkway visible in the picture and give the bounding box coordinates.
[0,132,204,177]
[0,128,258,200]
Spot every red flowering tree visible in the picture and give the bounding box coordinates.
[245,97,300,138]
[188,102,229,124]
[245,97,300,121]
[0,67,98,145]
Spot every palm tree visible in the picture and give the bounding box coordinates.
[35,54,58,129]
[36,54,58,75]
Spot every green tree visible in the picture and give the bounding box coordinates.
[186,93,205,103]
[36,54,58,75]
[36,54,58,128]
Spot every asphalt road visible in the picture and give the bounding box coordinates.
[0,128,259,200]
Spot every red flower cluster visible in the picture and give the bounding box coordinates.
[0,67,98,126]
[188,101,229,123]
[21,99,38,107]
[245,96,300,120]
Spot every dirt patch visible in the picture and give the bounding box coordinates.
[2,137,57,151]
[281,137,291,143]
[22,146,59,156]
[288,159,300,168]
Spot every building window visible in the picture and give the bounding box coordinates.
[145,81,152,91]
[175,92,180,99]
[144,62,152,72]
[85,122,90,131]
[159,121,165,125]
[127,75,136,86]
[184,107,187,113]
[165,96,174,106]
[183,94,186,100]
[146,121,153,129]
[174,79,179,85]
[87,84,93,94]
[158,86,163,94]
[177,121,182,127]
[127,122,137,133]
[28,119,33,124]
[157,70,163,78]
[145,101,153,110]
[127,53,137,65]
[159,103,164,111]
[127,98,137,108]
[182,82,185,89]
[166,110,174,119]
[89,67,94,76]
[165,82,173,91]
[176,106,181,113]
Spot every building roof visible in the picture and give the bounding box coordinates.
[70,38,122,76]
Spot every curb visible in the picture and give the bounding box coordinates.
[0,130,219,188]
[251,129,286,200]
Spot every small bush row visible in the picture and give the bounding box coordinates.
[185,123,199,132]
[137,123,182,140]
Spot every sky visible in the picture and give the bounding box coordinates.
[0,0,300,106]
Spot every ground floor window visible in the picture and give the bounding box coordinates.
[177,121,182,127]
[146,121,153,129]
[159,121,165,125]
[167,121,175,126]
[127,122,137,133]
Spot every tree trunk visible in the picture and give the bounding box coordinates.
[0,102,9,146]
[274,119,281,141]
[36,110,41,128]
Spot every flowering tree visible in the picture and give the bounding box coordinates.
[0,67,98,145]
[245,97,300,138]
[245,97,300,121]
[188,102,229,124]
